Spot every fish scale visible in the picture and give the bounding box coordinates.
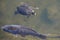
[1,25,47,39]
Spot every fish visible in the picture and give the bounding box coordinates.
[1,25,60,40]
[1,25,47,39]
[14,2,38,18]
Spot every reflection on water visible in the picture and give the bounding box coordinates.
[40,8,53,24]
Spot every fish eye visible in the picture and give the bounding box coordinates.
[8,26,17,30]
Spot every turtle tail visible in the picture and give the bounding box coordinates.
[14,11,18,15]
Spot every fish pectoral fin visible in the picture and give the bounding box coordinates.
[15,35,18,37]
[12,34,18,37]
[20,35,26,37]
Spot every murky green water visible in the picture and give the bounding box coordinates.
[0,0,60,40]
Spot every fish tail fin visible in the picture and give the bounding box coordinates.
[34,33,47,39]
[47,36,60,38]
[44,33,60,38]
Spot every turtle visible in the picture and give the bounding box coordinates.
[14,2,39,18]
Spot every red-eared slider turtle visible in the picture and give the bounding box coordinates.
[15,2,39,18]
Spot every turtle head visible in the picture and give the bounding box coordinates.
[31,10,36,16]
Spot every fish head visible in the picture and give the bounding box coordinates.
[1,25,20,34]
